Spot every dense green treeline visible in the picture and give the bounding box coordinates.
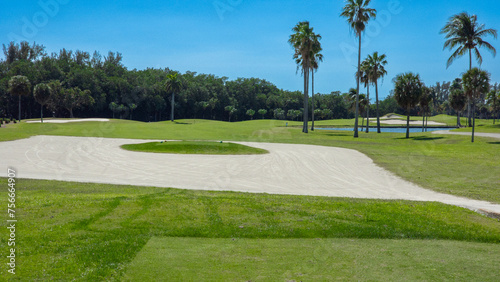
[0,41,497,123]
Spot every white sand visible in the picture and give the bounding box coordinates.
[369,118,446,126]
[1,135,498,215]
[26,118,110,124]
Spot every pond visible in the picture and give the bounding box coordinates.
[316,127,456,133]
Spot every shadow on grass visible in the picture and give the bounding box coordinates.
[325,133,351,137]
[487,142,500,145]
[395,136,445,141]
[174,121,191,125]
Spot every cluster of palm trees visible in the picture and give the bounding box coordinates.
[441,12,497,142]
[288,21,323,133]
[289,0,382,137]
[357,52,388,133]
[289,0,497,143]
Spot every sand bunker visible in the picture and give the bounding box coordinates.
[26,118,110,124]
[369,118,446,126]
[1,135,499,215]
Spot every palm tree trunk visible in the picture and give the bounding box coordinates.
[426,114,428,132]
[457,112,461,127]
[467,97,471,127]
[354,34,361,138]
[366,85,370,133]
[311,70,315,131]
[466,51,473,127]
[376,80,381,133]
[69,108,74,118]
[303,64,309,133]
[422,112,425,132]
[406,108,410,139]
[41,104,44,123]
[171,92,175,122]
[18,95,21,122]
[471,100,476,143]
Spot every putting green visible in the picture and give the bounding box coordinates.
[120,141,269,155]
[122,237,500,281]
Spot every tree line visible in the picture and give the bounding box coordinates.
[0,41,401,124]
[0,39,498,128]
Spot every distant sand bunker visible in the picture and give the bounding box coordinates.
[26,118,110,124]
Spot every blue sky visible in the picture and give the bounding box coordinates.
[1,0,499,100]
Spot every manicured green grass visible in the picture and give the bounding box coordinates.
[1,118,499,203]
[123,237,500,281]
[121,141,268,155]
[0,179,499,280]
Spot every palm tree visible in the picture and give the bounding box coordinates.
[128,103,137,120]
[366,52,387,133]
[109,102,119,119]
[258,109,267,119]
[310,52,323,131]
[487,86,499,124]
[289,21,322,133]
[341,0,376,138]
[462,68,490,143]
[419,86,432,132]
[349,92,368,130]
[393,73,423,139]
[246,109,256,120]
[8,75,31,122]
[33,83,52,123]
[449,89,467,127]
[225,105,237,122]
[357,59,371,133]
[441,12,497,126]
[165,72,183,122]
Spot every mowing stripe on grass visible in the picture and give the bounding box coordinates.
[123,237,500,281]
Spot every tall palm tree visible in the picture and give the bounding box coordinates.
[165,72,183,122]
[310,52,323,131]
[462,68,490,143]
[393,73,423,139]
[8,75,31,122]
[366,52,387,133]
[341,0,376,138]
[441,12,497,127]
[289,21,322,133]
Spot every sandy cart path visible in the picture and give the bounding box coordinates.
[1,135,499,215]
[433,130,500,140]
